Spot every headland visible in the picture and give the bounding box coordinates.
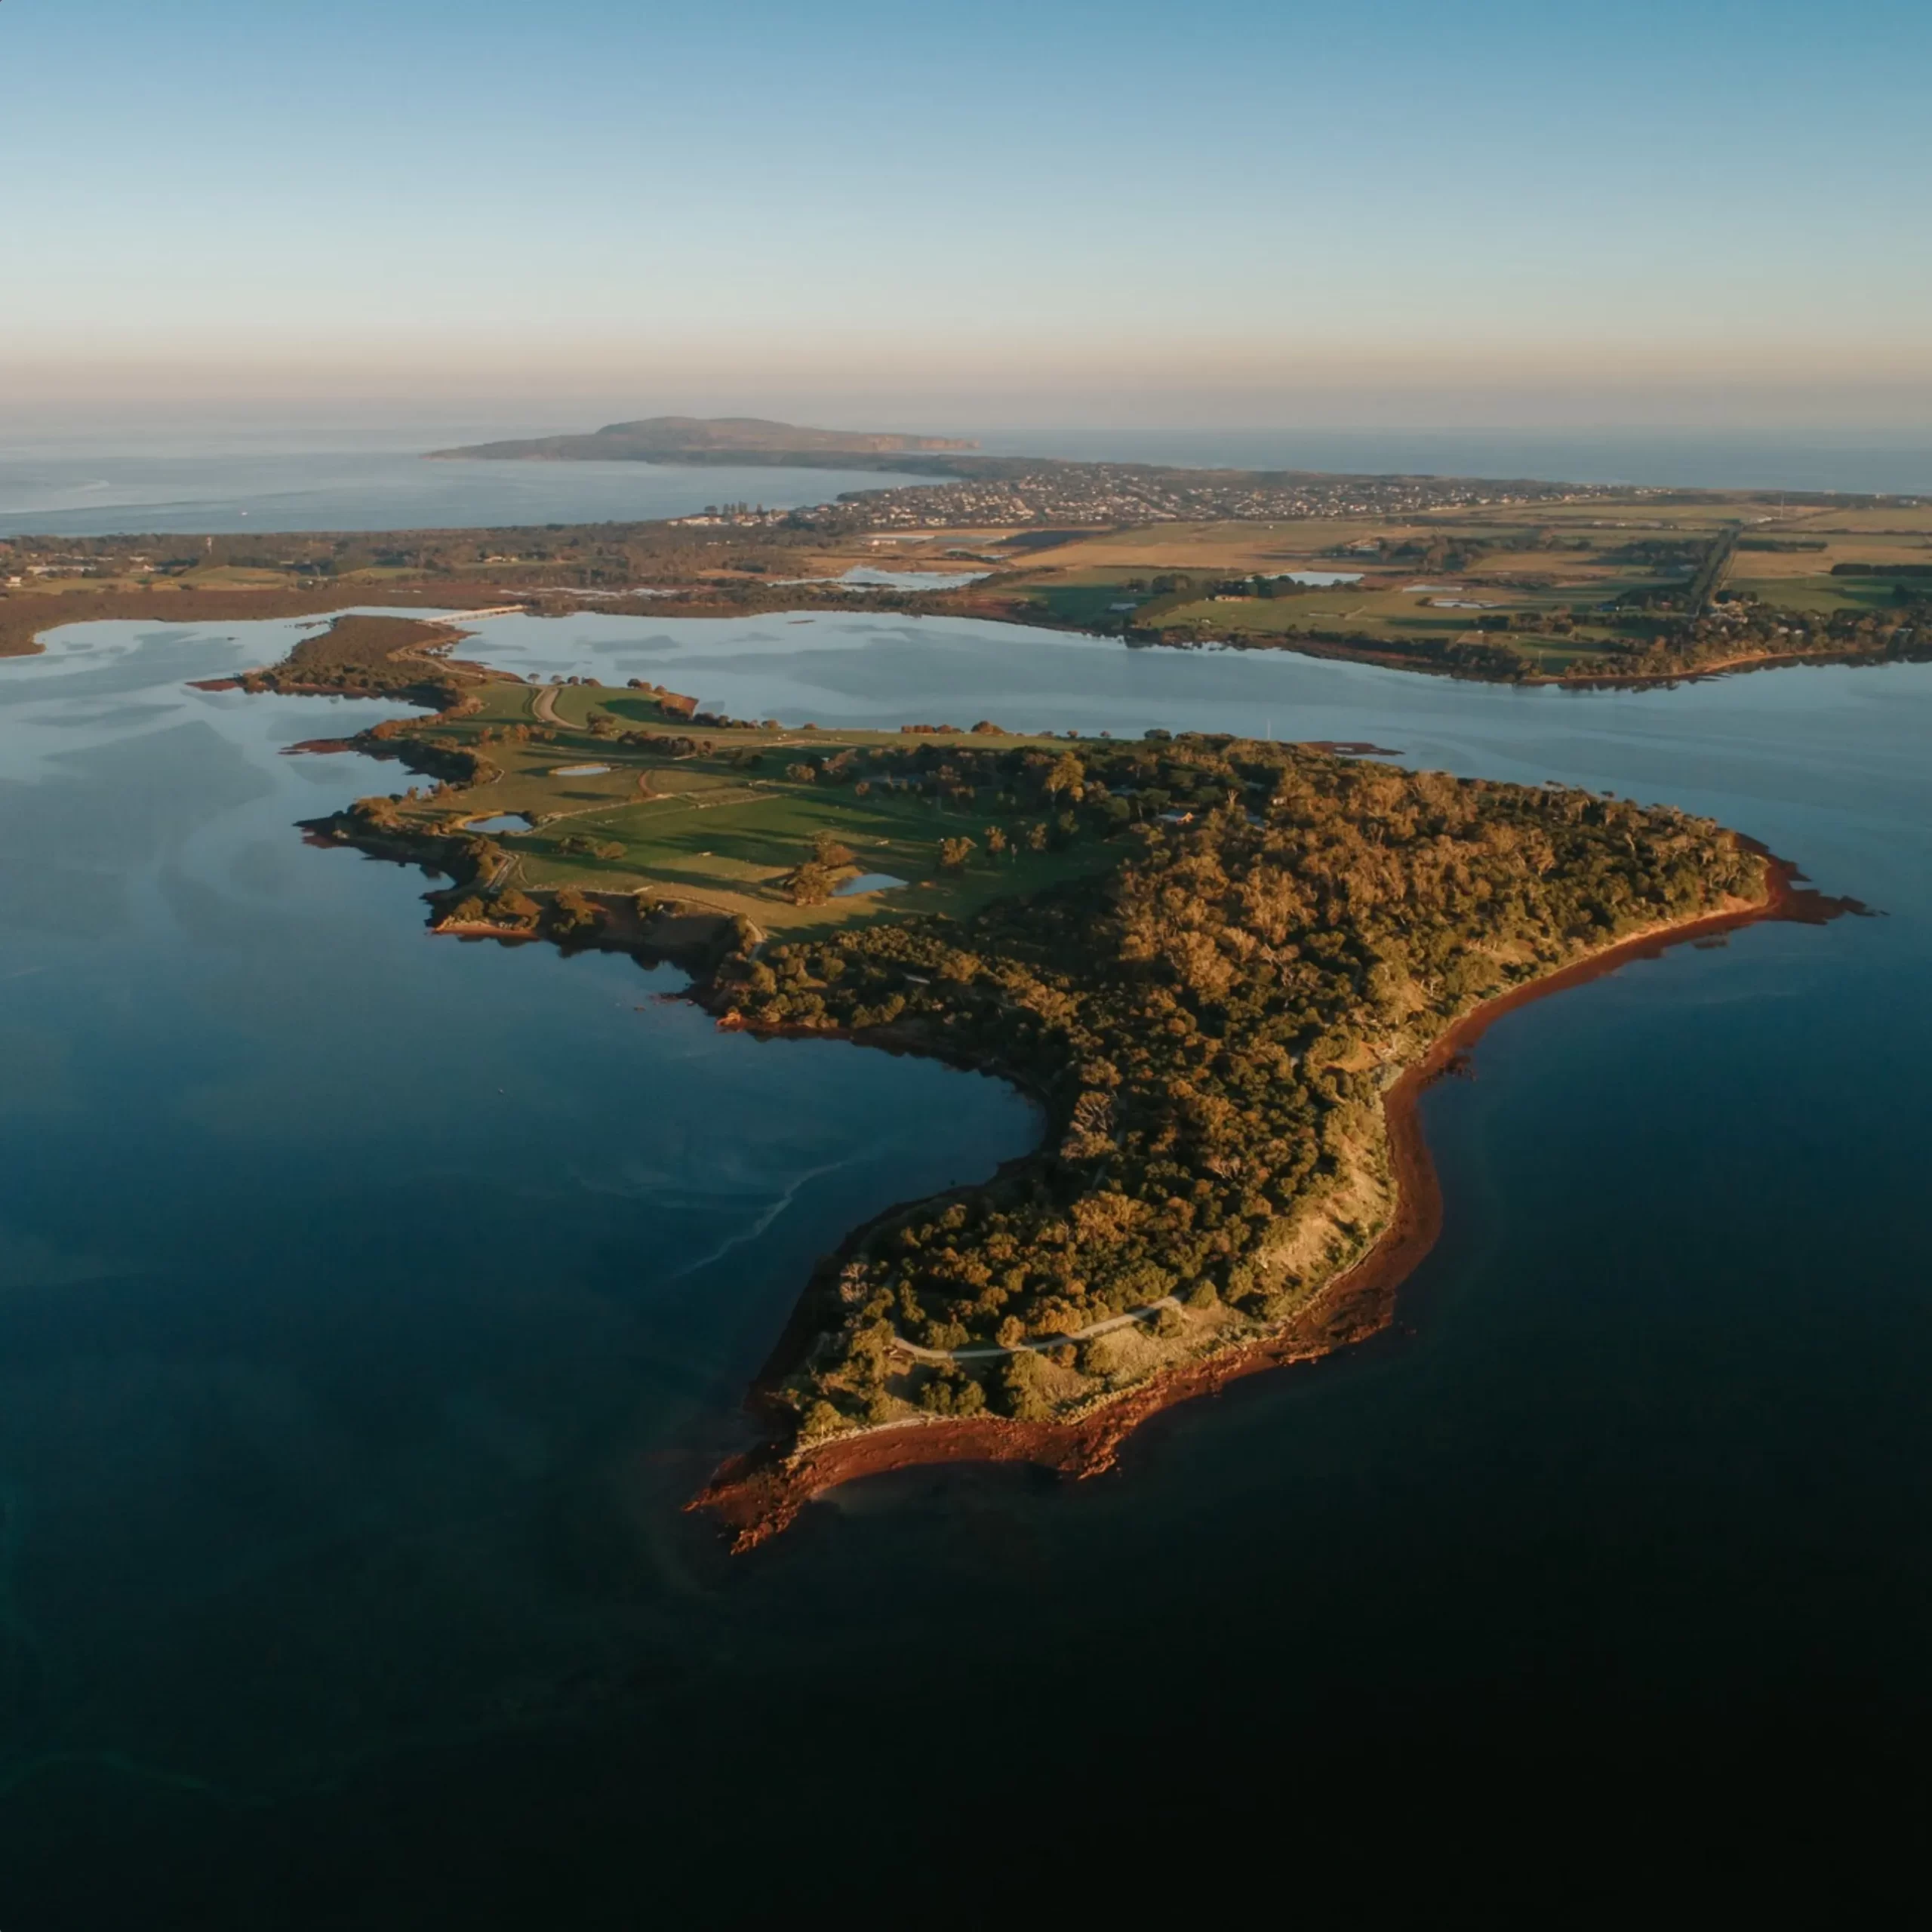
[174,610,1861,1546]
[694,849,1850,1548]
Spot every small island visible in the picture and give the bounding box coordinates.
[238,614,1849,1545]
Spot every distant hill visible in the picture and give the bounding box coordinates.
[430,416,980,469]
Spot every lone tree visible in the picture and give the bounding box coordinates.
[1045,752,1086,804]
[786,860,836,905]
[938,835,976,872]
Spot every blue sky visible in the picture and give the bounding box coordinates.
[3,0,1928,424]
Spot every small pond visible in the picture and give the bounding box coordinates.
[839,567,989,590]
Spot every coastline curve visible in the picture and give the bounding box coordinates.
[692,849,1860,1550]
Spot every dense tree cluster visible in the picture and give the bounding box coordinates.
[1571,594,1927,679]
[711,737,1766,1435]
[245,614,472,702]
[1136,584,1927,685]
[717,729,1240,848]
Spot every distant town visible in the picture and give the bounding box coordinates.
[718,461,1617,535]
[3,420,1926,688]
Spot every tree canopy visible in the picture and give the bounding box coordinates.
[711,737,1764,1441]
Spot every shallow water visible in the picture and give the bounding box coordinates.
[3,609,1930,1915]
[832,871,908,897]
[835,565,989,589]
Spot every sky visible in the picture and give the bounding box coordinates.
[2,0,1929,430]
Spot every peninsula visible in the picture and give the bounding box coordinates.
[429,414,980,469]
[234,614,1849,1545]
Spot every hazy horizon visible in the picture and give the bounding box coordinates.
[4,0,1928,433]
[4,418,1928,529]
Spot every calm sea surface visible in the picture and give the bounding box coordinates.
[3,610,1929,1915]
[0,451,934,538]
[976,425,1932,495]
[1,425,1924,537]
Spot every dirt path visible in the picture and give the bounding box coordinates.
[894,1296,1183,1364]
[531,683,564,726]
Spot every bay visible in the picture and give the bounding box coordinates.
[0,449,934,538]
[2,609,1927,1916]
[974,424,1932,494]
[2,422,1925,542]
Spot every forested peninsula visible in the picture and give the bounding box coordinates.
[694,751,1788,1540]
[227,614,1843,1545]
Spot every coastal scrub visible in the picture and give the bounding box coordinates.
[705,737,1768,1442]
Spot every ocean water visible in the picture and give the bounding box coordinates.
[0,423,1924,540]
[0,448,933,538]
[2,610,1930,1916]
[975,424,1932,495]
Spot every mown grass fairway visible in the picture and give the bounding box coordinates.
[371,675,1136,937]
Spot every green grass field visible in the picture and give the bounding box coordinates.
[1006,578,1146,628]
[1140,583,1632,654]
[979,516,1716,666]
[1727,573,1921,616]
[380,677,1130,936]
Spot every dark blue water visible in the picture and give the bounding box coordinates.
[2,611,1928,1918]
